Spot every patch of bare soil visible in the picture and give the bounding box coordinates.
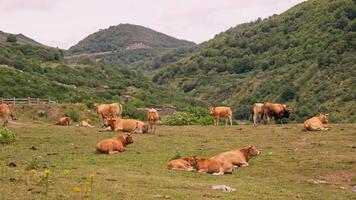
[292,138,309,146]
[320,170,355,187]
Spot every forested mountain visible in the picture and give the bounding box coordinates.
[152,0,356,122]
[66,24,195,66]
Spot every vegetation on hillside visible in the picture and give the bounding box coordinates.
[153,0,356,123]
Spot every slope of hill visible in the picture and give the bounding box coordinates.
[66,24,195,66]
[0,31,44,46]
[153,0,356,122]
[0,42,201,110]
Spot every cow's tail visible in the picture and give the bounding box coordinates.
[10,114,17,120]
[119,103,123,118]
[251,110,254,123]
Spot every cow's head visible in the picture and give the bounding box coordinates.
[318,113,329,124]
[208,107,215,115]
[283,104,291,118]
[124,133,134,144]
[184,156,198,168]
[103,118,116,128]
[245,145,260,157]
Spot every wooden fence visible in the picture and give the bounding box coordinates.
[0,97,57,104]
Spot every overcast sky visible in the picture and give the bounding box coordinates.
[0,0,304,49]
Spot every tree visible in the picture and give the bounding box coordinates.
[6,34,17,43]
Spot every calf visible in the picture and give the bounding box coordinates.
[304,113,330,131]
[189,157,234,175]
[211,145,260,167]
[76,118,94,127]
[0,103,16,127]
[103,118,148,133]
[96,133,133,154]
[55,117,71,126]
[208,106,232,126]
[167,156,196,171]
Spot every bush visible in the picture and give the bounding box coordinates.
[0,128,15,144]
[64,108,80,122]
[162,109,213,126]
[6,34,17,43]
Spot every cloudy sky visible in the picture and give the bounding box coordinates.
[0,0,304,49]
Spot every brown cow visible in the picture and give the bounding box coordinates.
[76,118,93,127]
[96,133,133,154]
[147,108,160,134]
[55,117,71,126]
[167,156,196,171]
[103,118,148,133]
[211,145,260,167]
[0,103,15,127]
[208,106,232,126]
[304,113,330,131]
[261,102,290,124]
[95,103,123,125]
[188,157,234,175]
[252,103,264,126]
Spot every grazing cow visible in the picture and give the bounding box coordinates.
[208,106,233,126]
[188,157,234,175]
[304,113,330,131]
[96,133,133,154]
[95,103,123,125]
[147,108,160,134]
[252,103,264,126]
[211,145,260,167]
[261,102,290,124]
[0,103,16,127]
[103,118,148,133]
[167,156,197,171]
[55,117,71,126]
[76,118,93,127]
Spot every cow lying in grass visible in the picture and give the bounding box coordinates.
[55,117,71,126]
[76,118,93,127]
[167,156,196,171]
[211,145,260,167]
[189,157,234,175]
[96,133,133,154]
[102,118,148,133]
[304,113,330,131]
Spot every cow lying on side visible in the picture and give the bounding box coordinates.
[208,106,233,126]
[0,103,16,127]
[103,118,148,133]
[211,145,260,167]
[167,156,196,171]
[55,117,71,126]
[96,133,133,154]
[147,108,160,134]
[76,118,93,127]
[304,113,330,131]
[189,157,234,175]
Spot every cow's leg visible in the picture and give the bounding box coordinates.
[253,114,257,126]
[225,117,228,126]
[3,117,8,127]
[212,170,224,176]
[229,116,232,126]
[216,117,219,126]
[240,162,249,167]
[197,169,207,173]
[153,123,157,134]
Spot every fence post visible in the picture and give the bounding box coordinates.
[0,97,3,103]
[13,97,15,105]
[37,98,39,104]
[28,97,31,104]
[48,98,50,104]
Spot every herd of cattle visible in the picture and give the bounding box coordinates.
[0,101,330,175]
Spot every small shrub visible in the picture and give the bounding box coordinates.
[64,108,80,122]
[169,148,182,161]
[0,128,15,144]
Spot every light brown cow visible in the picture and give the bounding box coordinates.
[76,118,93,127]
[208,106,232,126]
[261,102,290,124]
[304,113,330,131]
[95,103,123,125]
[252,103,264,126]
[167,156,196,171]
[147,108,160,134]
[211,145,260,167]
[96,133,133,154]
[103,118,148,133]
[188,157,234,175]
[0,103,15,127]
[55,117,71,126]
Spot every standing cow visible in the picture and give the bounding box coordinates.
[208,106,232,126]
[261,102,290,124]
[147,108,160,134]
[0,103,16,127]
[95,103,123,125]
[252,103,264,126]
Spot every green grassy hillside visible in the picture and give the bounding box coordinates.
[153,0,356,122]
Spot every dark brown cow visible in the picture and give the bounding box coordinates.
[261,102,291,124]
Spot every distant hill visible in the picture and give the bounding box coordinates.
[0,31,44,46]
[153,0,356,122]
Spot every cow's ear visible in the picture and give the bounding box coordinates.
[325,113,329,116]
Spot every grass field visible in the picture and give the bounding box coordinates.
[0,120,355,199]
